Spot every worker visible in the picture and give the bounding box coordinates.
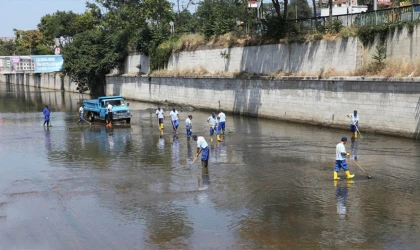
[107,102,113,125]
[155,106,165,132]
[170,107,179,133]
[43,105,50,127]
[207,112,222,142]
[77,104,84,124]
[186,115,193,140]
[193,134,209,169]
[347,110,359,138]
[217,109,226,135]
[334,136,354,180]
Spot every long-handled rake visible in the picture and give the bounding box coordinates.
[352,159,372,179]
[83,117,92,125]
[354,124,364,139]
[188,149,202,169]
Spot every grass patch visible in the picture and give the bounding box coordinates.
[340,26,357,38]
[353,59,419,77]
[173,34,206,51]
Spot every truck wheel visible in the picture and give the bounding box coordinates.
[88,112,95,122]
[126,118,131,124]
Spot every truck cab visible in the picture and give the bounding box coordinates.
[84,96,132,124]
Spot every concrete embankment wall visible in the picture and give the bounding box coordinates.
[167,26,420,74]
[0,73,78,93]
[168,39,360,74]
[106,75,420,139]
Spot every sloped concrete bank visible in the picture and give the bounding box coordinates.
[106,75,420,139]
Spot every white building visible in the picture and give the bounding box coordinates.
[318,0,368,16]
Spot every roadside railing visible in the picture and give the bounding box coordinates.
[288,4,420,30]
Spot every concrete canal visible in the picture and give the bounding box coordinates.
[0,83,420,249]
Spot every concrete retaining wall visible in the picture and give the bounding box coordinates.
[0,73,79,93]
[167,26,420,75]
[168,39,360,74]
[110,52,150,75]
[105,75,420,138]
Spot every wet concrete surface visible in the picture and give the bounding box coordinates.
[1,83,420,249]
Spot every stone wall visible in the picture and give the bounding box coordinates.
[105,75,420,138]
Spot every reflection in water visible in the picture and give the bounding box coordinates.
[157,134,165,151]
[108,131,114,151]
[44,127,51,152]
[350,137,359,161]
[187,140,192,164]
[334,180,353,220]
[172,135,179,164]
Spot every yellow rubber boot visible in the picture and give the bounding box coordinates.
[217,134,223,142]
[334,171,340,180]
[345,170,354,179]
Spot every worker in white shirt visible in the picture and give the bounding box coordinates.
[107,102,113,125]
[170,107,179,133]
[186,115,193,140]
[347,110,359,138]
[77,104,84,124]
[155,106,165,132]
[207,112,222,142]
[193,135,209,169]
[217,109,226,135]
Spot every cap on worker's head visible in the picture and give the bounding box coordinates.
[188,115,193,118]
[341,136,348,142]
[192,135,198,140]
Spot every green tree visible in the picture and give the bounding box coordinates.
[38,10,98,47]
[174,9,198,34]
[0,39,28,56]
[195,0,254,37]
[62,29,128,94]
[287,0,312,19]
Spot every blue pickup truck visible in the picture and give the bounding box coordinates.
[83,96,132,124]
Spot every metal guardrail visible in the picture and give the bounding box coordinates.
[289,4,420,30]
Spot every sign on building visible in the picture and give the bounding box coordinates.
[248,1,258,8]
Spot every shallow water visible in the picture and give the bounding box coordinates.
[0,83,420,249]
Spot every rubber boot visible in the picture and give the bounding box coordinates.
[334,171,340,180]
[217,134,223,142]
[210,136,213,142]
[353,131,358,138]
[345,170,354,179]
